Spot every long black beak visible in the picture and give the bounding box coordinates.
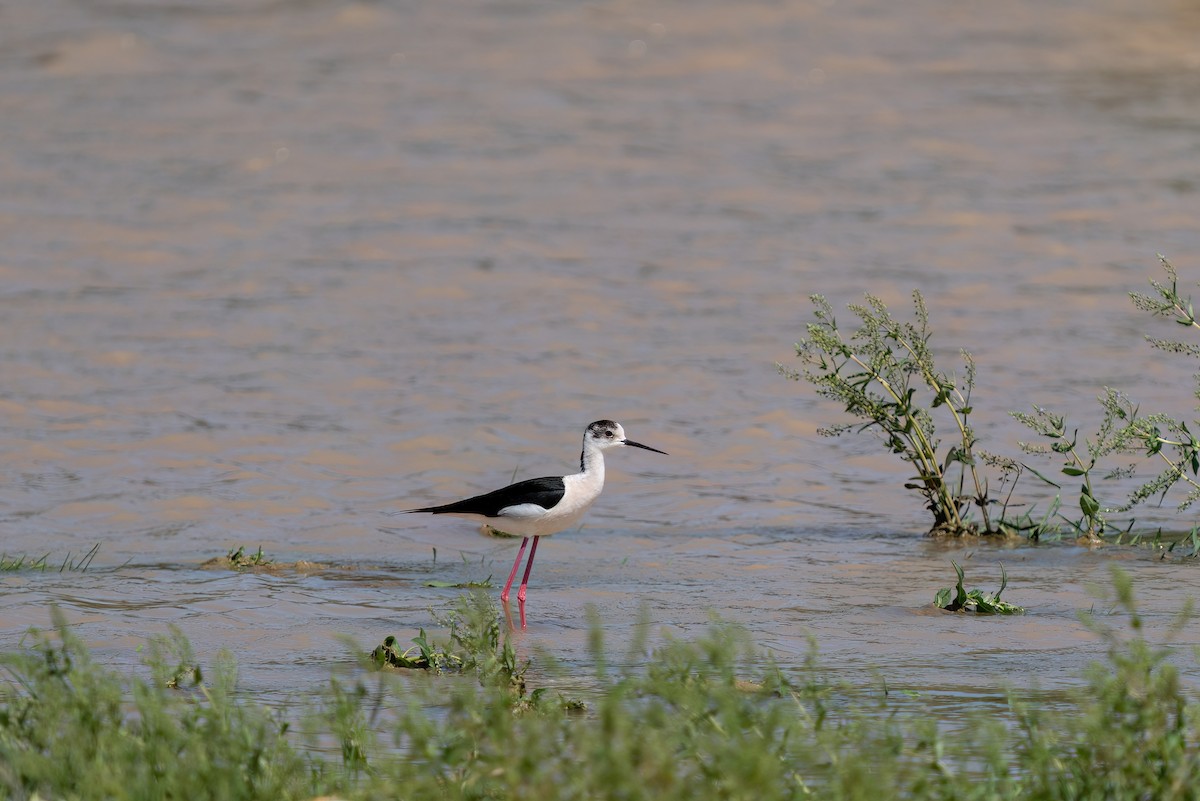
[623,439,668,455]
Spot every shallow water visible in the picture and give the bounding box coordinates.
[2,0,1200,712]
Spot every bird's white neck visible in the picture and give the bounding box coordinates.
[578,442,606,481]
[563,442,606,508]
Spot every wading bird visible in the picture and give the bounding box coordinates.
[405,420,667,628]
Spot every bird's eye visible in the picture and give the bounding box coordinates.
[605,431,614,438]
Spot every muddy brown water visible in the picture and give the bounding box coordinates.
[2,0,1200,714]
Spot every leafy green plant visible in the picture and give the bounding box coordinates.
[144,625,204,690]
[934,561,1024,614]
[370,593,527,694]
[1013,258,1200,539]
[786,258,1200,542]
[1120,257,1200,510]
[225,545,272,569]
[782,292,1003,535]
[370,630,465,672]
[319,676,377,775]
[1012,390,1139,540]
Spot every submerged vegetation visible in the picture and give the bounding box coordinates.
[0,575,1196,800]
[933,561,1024,615]
[200,546,328,574]
[786,257,1200,543]
[224,545,273,569]
[0,543,100,573]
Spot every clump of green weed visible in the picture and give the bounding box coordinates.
[0,552,49,572]
[1013,566,1200,799]
[1012,391,1142,541]
[370,632,458,671]
[1014,258,1200,542]
[782,292,1008,536]
[1,543,100,573]
[786,258,1200,543]
[1122,257,1200,510]
[934,561,1025,614]
[370,592,527,693]
[0,608,313,801]
[225,545,272,569]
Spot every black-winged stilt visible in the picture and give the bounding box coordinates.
[405,420,667,628]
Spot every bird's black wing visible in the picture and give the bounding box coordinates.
[407,476,566,517]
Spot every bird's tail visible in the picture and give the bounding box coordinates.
[394,501,469,516]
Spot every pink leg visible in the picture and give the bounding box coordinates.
[500,537,529,604]
[516,536,540,629]
[516,536,540,603]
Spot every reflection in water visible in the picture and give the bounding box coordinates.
[1,0,1200,715]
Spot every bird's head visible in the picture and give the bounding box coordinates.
[585,420,667,454]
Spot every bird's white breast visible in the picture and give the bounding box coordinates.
[496,462,605,537]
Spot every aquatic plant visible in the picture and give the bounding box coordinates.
[933,561,1024,614]
[1121,257,1200,509]
[788,258,1200,544]
[224,545,273,569]
[0,552,49,572]
[0,543,100,573]
[1014,257,1200,539]
[370,632,457,671]
[370,592,528,694]
[1011,391,1139,541]
[781,292,1003,536]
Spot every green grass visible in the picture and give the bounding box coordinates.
[0,614,310,800]
[1,543,99,573]
[1,570,1197,800]
[0,553,49,572]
